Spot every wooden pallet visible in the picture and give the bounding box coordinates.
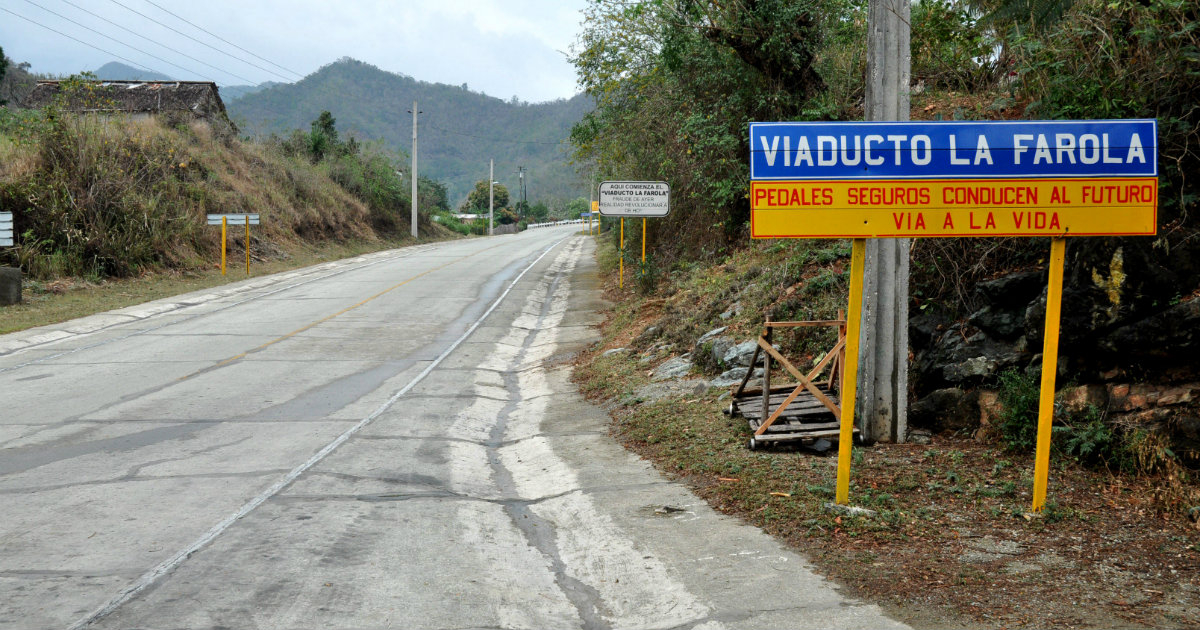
[727,316,858,449]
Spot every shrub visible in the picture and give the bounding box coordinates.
[997,369,1041,452]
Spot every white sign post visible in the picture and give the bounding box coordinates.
[207,214,260,276]
[0,212,12,247]
[598,181,671,289]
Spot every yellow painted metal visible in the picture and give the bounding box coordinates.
[220,216,227,276]
[836,238,867,505]
[750,178,1158,238]
[619,218,624,289]
[1032,237,1067,512]
[641,218,646,263]
[245,222,251,275]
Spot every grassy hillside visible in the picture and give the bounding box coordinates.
[0,99,450,281]
[228,58,592,205]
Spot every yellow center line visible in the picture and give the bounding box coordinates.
[178,242,507,380]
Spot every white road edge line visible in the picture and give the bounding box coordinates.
[67,235,573,630]
[0,243,442,371]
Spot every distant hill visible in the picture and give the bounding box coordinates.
[221,81,280,102]
[93,62,172,82]
[227,58,592,204]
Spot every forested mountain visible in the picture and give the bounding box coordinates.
[93,62,171,82]
[227,58,591,205]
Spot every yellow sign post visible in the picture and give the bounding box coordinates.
[618,218,624,289]
[1032,237,1067,511]
[641,218,646,264]
[208,214,260,278]
[835,239,867,505]
[750,120,1158,512]
[245,222,251,276]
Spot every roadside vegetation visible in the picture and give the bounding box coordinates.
[0,76,459,331]
[570,1,1199,626]
[577,237,1200,628]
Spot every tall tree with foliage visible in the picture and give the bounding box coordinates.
[570,0,831,263]
[0,45,7,105]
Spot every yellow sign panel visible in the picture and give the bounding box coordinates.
[591,200,599,212]
[751,178,1157,238]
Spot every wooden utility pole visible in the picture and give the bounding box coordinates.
[859,0,911,443]
[489,159,494,236]
[409,101,420,239]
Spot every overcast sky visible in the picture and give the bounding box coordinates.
[1,0,588,102]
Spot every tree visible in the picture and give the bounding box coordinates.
[527,201,550,222]
[418,176,449,212]
[312,111,338,144]
[461,179,509,213]
[564,198,589,220]
[307,110,339,162]
[0,46,7,106]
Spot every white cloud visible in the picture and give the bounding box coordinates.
[0,0,586,102]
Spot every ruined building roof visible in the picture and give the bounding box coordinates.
[22,80,229,119]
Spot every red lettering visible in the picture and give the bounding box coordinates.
[942,213,954,229]
[1050,212,1060,229]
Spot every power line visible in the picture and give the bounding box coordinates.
[0,7,167,78]
[104,0,295,83]
[141,0,304,80]
[20,0,222,84]
[428,118,572,147]
[56,0,259,85]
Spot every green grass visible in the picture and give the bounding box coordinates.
[0,237,416,335]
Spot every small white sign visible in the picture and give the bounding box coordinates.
[598,181,670,217]
[0,212,12,247]
[207,213,260,225]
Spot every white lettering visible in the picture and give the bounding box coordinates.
[949,135,969,166]
[760,136,779,167]
[1127,133,1146,163]
[1034,134,1052,164]
[975,136,993,165]
[818,136,837,166]
[795,136,814,166]
[864,135,884,166]
[1013,134,1033,165]
[1102,133,1123,164]
[1080,134,1100,164]
[887,135,907,165]
[1056,134,1077,164]
[841,135,862,166]
[911,135,932,166]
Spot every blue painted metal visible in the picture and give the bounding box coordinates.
[749,120,1157,180]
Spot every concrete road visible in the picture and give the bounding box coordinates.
[0,227,906,630]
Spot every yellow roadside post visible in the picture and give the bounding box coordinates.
[836,239,867,504]
[220,215,227,276]
[641,218,646,264]
[619,218,624,289]
[245,221,251,276]
[1032,237,1067,512]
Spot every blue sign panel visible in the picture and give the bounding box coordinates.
[749,120,1157,180]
